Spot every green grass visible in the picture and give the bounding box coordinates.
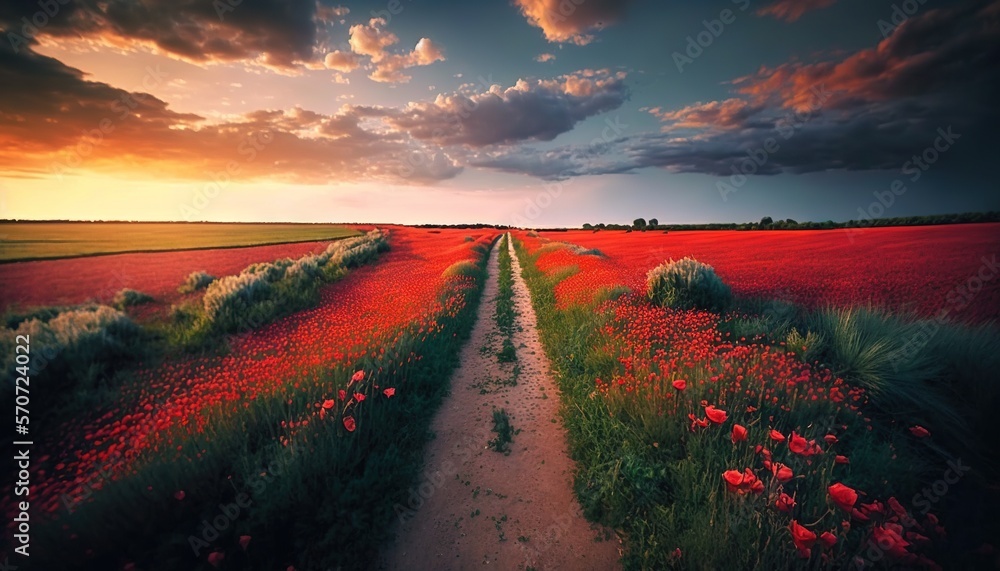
[488,408,516,455]
[0,222,359,262]
[494,234,518,364]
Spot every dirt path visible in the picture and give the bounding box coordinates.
[380,235,620,570]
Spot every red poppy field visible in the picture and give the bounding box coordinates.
[511,224,1000,570]
[1,227,497,570]
[2,222,998,570]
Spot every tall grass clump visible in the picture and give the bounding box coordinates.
[186,230,388,341]
[178,271,215,293]
[1,305,143,416]
[112,288,154,309]
[647,256,732,311]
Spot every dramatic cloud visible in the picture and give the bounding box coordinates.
[323,50,361,72]
[649,99,768,131]
[472,1,1000,180]
[347,18,445,83]
[370,70,629,146]
[1,0,323,68]
[756,0,837,22]
[513,0,630,45]
[0,44,456,184]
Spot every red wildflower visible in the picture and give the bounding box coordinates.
[828,482,858,512]
[819,531,837,549]
[383,387,396,398]
[338,389,347,401]
[789,431,821,456]
[208,552,225,567]
[174,490,185,501]
[354,392,366,402]
[722,468,763,495]
[771,462,794,483]
[322,399,335,410]
[343,416,356,432]
[824,434,838,444]
[909,425,931,438]
[731,424,748,443]
[672,379,687,390]
[776,492,796,513]
[239,535,251,550]
[688,413,709,429]
[835,455,850,464]
[351,370,365,384]
[871,524,911,558]
[789,520,817,558]
[769,429,786,442]
[705,405,728,424]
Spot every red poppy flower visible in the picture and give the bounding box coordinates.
[819,531,837,549]
[731,424,748,443]
[672,379,687,390]
[789,431,821,456]
[338,389,347,401]
[722,468,762,495]
[824,434,838,444]
[909,425,930,438]
[789,520,817,558]
[343,416,356,432]
[776,492,796,513]
[688,413,709,429]
[772,463,794,483]
[322,399,335,410]
[871,524,911,558]
[835,455,850,464]
[239,535,251,550]
[383,387,396,398]
[723,470,744,492]
[705,405,728,424]
[354,392,366,402]
[828,482,858,512]
[208,552,225,567]
[769,429,786,442]
[174,490,185,501]
[351,370,365,384]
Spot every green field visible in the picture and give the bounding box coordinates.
[0,222,360,262]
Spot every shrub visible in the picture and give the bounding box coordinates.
[442,260,480,279]
[178,271,215,293]
[112,288,154,309]
[646,257,732,311]
[0,305,142,405]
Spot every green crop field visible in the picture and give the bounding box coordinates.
[0,222,360,262]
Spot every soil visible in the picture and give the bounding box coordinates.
[379,235,621,570]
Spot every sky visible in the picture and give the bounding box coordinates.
[0,0,998,226]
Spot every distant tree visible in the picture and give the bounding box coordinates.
[597,223,606,229]
[760,216,773,227]
[582,223,593,230]
[649,218,659,228]
[785,218,798,226]
[633,218,647,229]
